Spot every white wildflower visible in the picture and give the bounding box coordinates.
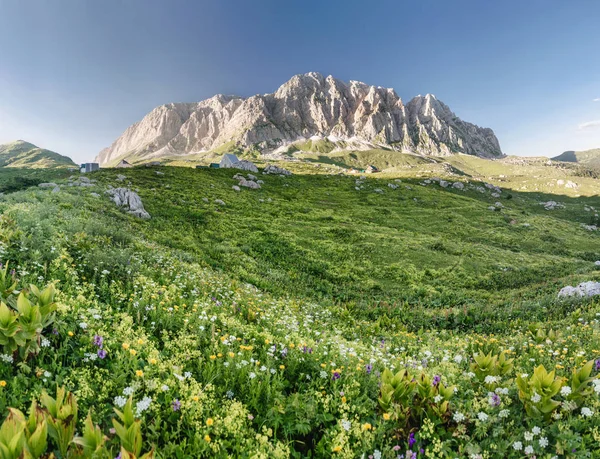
[512,441,522,451]
[524,446,534,455]
[539,437,548,448]
[477,412,488,422]
[560,386,572,396]
[114,396,127,408]
[453,412,465,422]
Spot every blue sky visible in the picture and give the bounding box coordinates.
[1,0,599,163]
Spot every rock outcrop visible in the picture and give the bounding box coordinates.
[105,188,150,219]
[96,73,502,165]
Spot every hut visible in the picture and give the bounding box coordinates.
[80,163,99,173]
[209,163,220,168]
[115,160,133,168]
[219,154,240,168]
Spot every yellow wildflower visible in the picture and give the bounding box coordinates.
[135,370,144,377]
[206,418,214,426]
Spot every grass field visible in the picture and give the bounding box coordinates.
[0,164,599,457]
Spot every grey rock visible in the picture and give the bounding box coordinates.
[105,188,150,219]
[52,186,60,193]
[452,182,465,190]
[232,185,241,192]
[215,199,226,206]
[39,183,58,188]
[264,164,292,175]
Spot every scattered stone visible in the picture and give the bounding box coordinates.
[155,171,164,175]
[239,179,261,189]
[491,192,501,198]
[214,199,225,206]
[452,182,465,190]
[52,186,60,193]
[374,188,383,194]
[263,164,292,175]
[388,183,399,189]
[439,180,449,188]
[595,261,600,266]
[232,160,259,172]
[38,183,58,188]
[116,175,127,182]
[202,197,209,203]
[558,281,600,298]
[232,185,241,192]
[582,224,598,231]
[541,201,562,210]
[475,186,486,193]
[247,174,257,181]
[105,188,150,219]
[494,202,504,208]
[90,193,100,198]
[257,180,264,185]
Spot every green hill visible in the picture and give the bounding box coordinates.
[0,165,599,456]
[553,148,600,167]
[0,140,77,168]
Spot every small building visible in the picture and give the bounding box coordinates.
[115,160,133,168]
[80,163,99,173]
[219,154,240,168]
[365,165,379,173]
[209,163,220,168]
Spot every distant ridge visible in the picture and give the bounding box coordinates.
[553,148,600,168]
[0,140,76,169]
[96,72,503,165]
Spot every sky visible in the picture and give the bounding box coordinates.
[1,0,599,163]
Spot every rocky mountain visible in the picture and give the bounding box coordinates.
[96,72,502,165]
[553,148,600,168]
[0,140,76,168]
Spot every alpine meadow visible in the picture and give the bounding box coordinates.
[1,2,600,458]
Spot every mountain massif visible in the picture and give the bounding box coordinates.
[96,72,502,165]
[0,140,76,169]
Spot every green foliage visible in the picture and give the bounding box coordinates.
[516,365,563,421]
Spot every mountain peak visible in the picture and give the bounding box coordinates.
[0,140,76,169]
[96,74,503,165]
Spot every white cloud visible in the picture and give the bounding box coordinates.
[578,120,600,131]
[594,98,600,102]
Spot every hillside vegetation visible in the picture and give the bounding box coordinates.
[0,165,599,458]
[0,140,76,169]
[553,148,600,168]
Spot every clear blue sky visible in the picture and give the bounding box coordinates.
[1,0,599,163]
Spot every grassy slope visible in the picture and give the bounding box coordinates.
[553,148,600,167]
[0,140,77,169]
[83,166,600,330]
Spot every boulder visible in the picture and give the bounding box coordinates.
[105,188,150,219]
[52,186,60,193]
[558,281,600,298]
[452,182,465,190]
[439,180,449,188]
[214,199,226,206]
[232,185,241,192]
[263,164,292,175]
[239,179,261,189]
[232,160,258,173]
[38,183,58,188]
[116,175,127,182]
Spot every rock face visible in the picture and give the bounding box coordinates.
[96,73,502,165]
[106,188,150,219]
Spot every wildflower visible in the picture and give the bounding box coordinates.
[228,352,235,358]
[247,414,254,420]
[279,365,285,370]
[366,364,372,374]
[383,413,390,420]
[513,441,523,451]
[524,446,534,455]
[581,407,594,417]
[341,420,351,431]
[249,372,256,379]
[137,339,144,345]
[453,412,465,422]
[210,355,216,360]
[79,322,87,329]
[172,399,181,411]
[161,384,169,392]
[93,335,104,347]
[129,349,137,356]
[226,390,234,399]
[0,354,13,363]
[98,349,107,359]
[373,450,382,459]
[68,331,74,337]
[332,446,342,453]
[488,393,501,407]
[41,337,51,348]
[560,386,572,396]
[432,375,441,386]
[362,423,372,431]
[477,412,488,422]
[531,392,541,403]
[114,396,127,408]
[0,381,6,387]
[204,435,211,443]
[498,409,510,418]
[531,426,541,436]
[484,375,498,384]
[135,396,152,416]
[539,436,549,448]
[332,371,341,381]
[434,394,443,403]
[206,418,214,426]
[135,370,144,377]
[122,343,130,350]
[149,358,157,365]
[524,431,533,441]
[408,432,416,448]
[392,445,401,451]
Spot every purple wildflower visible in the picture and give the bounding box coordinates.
[52,328,59,335]
[332,371,341,381]
[392,445,401,451]
[432,375,441,387]
[489,393,501,407]
[172,399,181,411]
[366,364,373,374]
[92,335,104,348]
[115,454,122,459]
[595,359,600,372]
[98,349,107,359]
[408,432,416,448]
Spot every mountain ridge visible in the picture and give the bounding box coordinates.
[96,73,503,165]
